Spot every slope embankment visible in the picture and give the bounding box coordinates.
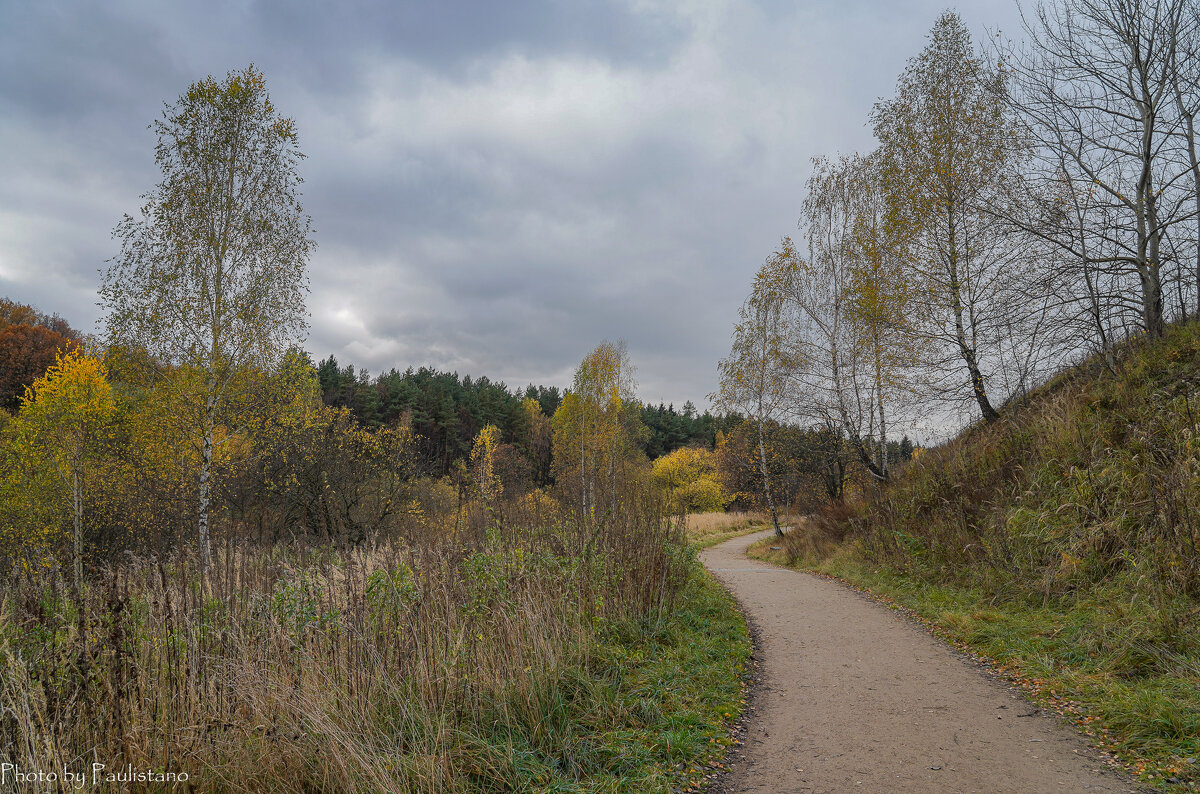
[765,320,1200,790]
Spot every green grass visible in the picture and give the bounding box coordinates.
[749,540,1200,792]
[460,562,752,792]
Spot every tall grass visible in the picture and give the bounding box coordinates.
[0,490,696,792]
[845,322,1200,622]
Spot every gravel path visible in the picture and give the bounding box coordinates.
[701,530,1141,793]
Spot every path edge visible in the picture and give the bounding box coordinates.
[696,546,767,794]
[741,539,1148,792]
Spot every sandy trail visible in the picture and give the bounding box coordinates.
[701,530,1140,793]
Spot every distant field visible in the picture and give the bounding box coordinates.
[684,511,771,548]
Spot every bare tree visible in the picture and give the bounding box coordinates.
[1002,157,1140,371]
[1001,0,1198,340]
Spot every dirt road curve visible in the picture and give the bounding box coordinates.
[701,530,1140,794]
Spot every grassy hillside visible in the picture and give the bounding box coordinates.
[768,321,1200,792]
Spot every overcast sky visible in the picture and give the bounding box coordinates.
[0,0,1024,410]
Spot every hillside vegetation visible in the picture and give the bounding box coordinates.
[772,322,1200,790]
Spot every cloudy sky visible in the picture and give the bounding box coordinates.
[0,0,1024,408]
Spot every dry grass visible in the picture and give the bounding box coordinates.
[776,504,856,562]
[684,511,771,548]
[0,494,697,792]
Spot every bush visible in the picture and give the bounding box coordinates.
[651,447,729,514]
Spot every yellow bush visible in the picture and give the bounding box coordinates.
[0,349,115,576]
[651,447,729,514]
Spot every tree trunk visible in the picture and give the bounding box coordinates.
[1140,263,1165,337]
[72,467,82,590]
[1138,103,1166,338]
[198,399,215,571]
[1147,187,1165,337]
[846,427,889,481]
[755,415,782,536]
[609,418,617,515]
[961,342,999,421]
[823,452,846,502]
[579,412,587,519]
[1139,190,1165,338]
[876,364,889,480]
[949,258,999,421]
[1188,108,1200,318]
[945,198,999,422]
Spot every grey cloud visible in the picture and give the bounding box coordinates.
[1,0,1024,408]
[245,0,687,74]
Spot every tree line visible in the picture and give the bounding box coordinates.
[717,2,1200,529]
[0,65,769,578]
[0,298,82,411]
[314,355,735,476]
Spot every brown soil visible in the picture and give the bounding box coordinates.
[701,530,1143,793]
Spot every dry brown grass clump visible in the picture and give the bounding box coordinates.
[778,502,858,563]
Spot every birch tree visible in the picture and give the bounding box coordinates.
[782,155,916,481]
[714,247,793,534]
[844,154,918,479]
[469,424,503,503]
[874,11,1026,422]
[9,350,115,587]
[552,341,641,521]
[101,66,312,568]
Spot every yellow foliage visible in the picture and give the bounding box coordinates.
[552,341,646,518]
[1,349,115,570]
[521,488,564,524]
[651,447,729,514]
[469,424,503,502]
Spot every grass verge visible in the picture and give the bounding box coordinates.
[496,562,752,793]
[749,539,1198,793]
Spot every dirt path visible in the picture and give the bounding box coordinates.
[701,530,1140,793]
